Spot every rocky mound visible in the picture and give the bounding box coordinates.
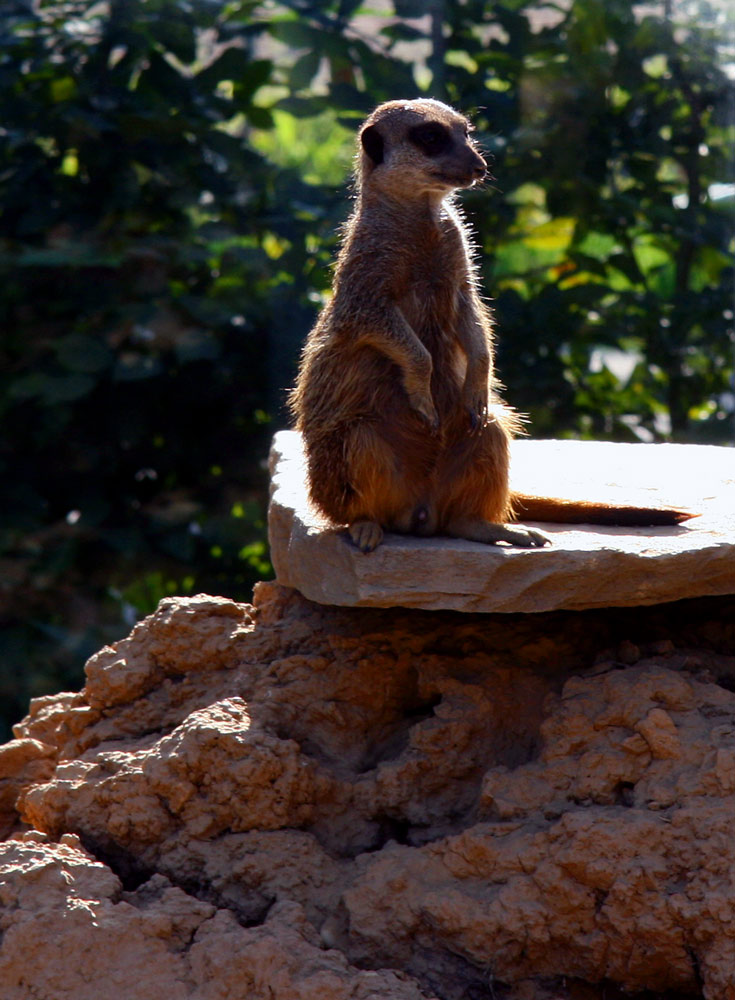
[3,583,735,999]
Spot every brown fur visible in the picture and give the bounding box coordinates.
[289,99,692,552]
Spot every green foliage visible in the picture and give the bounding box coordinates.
[0,0,334,736]
[1,0,733,737]
[436,0,735,441]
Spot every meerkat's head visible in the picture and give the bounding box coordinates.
[356,99,487,201]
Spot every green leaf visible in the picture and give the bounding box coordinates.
[50,76,77,103]
[575,231,618,261]
[173,330,221,363]
[10,373,95,405]
[153,17,197,65]
[54,335,113,373]
[15,247,121,268]
[8,373,55,402]
[197,49,270,94]
[289,50,322,91]
[393,0,427,16]
[113,354,164,381]
[523,217,576,251]
[337,0,364,18]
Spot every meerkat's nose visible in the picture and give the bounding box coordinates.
[472,160,487,181]
[468,147,488,180]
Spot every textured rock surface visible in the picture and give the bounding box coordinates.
[0,831,424,1000]
[269,429,735,613]
[3,585,735,998]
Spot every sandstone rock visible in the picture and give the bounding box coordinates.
[344,656,735,997]
[0,737,55,838]
[0,832,426,1000]
[269,429,735,613]
[4,585,735,998]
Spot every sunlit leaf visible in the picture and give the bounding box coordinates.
[523,218,576,252]
[50,76,77,103]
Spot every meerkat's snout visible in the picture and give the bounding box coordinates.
[444,146,487,189]
[469,154,487,184]
[459,136,488,186]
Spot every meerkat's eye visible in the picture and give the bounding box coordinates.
[408,123,452,157]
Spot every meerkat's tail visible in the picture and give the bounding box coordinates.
[512,494,696,527]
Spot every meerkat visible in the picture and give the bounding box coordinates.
[289,98,691,552]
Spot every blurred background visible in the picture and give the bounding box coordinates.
[1,0,734,738]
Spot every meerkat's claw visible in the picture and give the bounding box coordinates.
[511,527,551,547]
[463,385,488,433]
[467,405,488,433]
[347,520,384,553]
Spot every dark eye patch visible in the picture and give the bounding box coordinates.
[408,123,452,157]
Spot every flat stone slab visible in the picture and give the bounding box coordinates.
[268,430,735,613]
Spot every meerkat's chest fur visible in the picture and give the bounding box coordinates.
[399,230,473,398]
[343,197,476,366]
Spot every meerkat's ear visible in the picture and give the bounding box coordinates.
[360,124,384,165]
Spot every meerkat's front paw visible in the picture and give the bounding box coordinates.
[408,391,439,430]
[463,385,488,432]
[505,526,550,547]
[347,520,384,553]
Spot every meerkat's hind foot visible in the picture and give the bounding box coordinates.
[347,520,384,553]
[446,517,550,548]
